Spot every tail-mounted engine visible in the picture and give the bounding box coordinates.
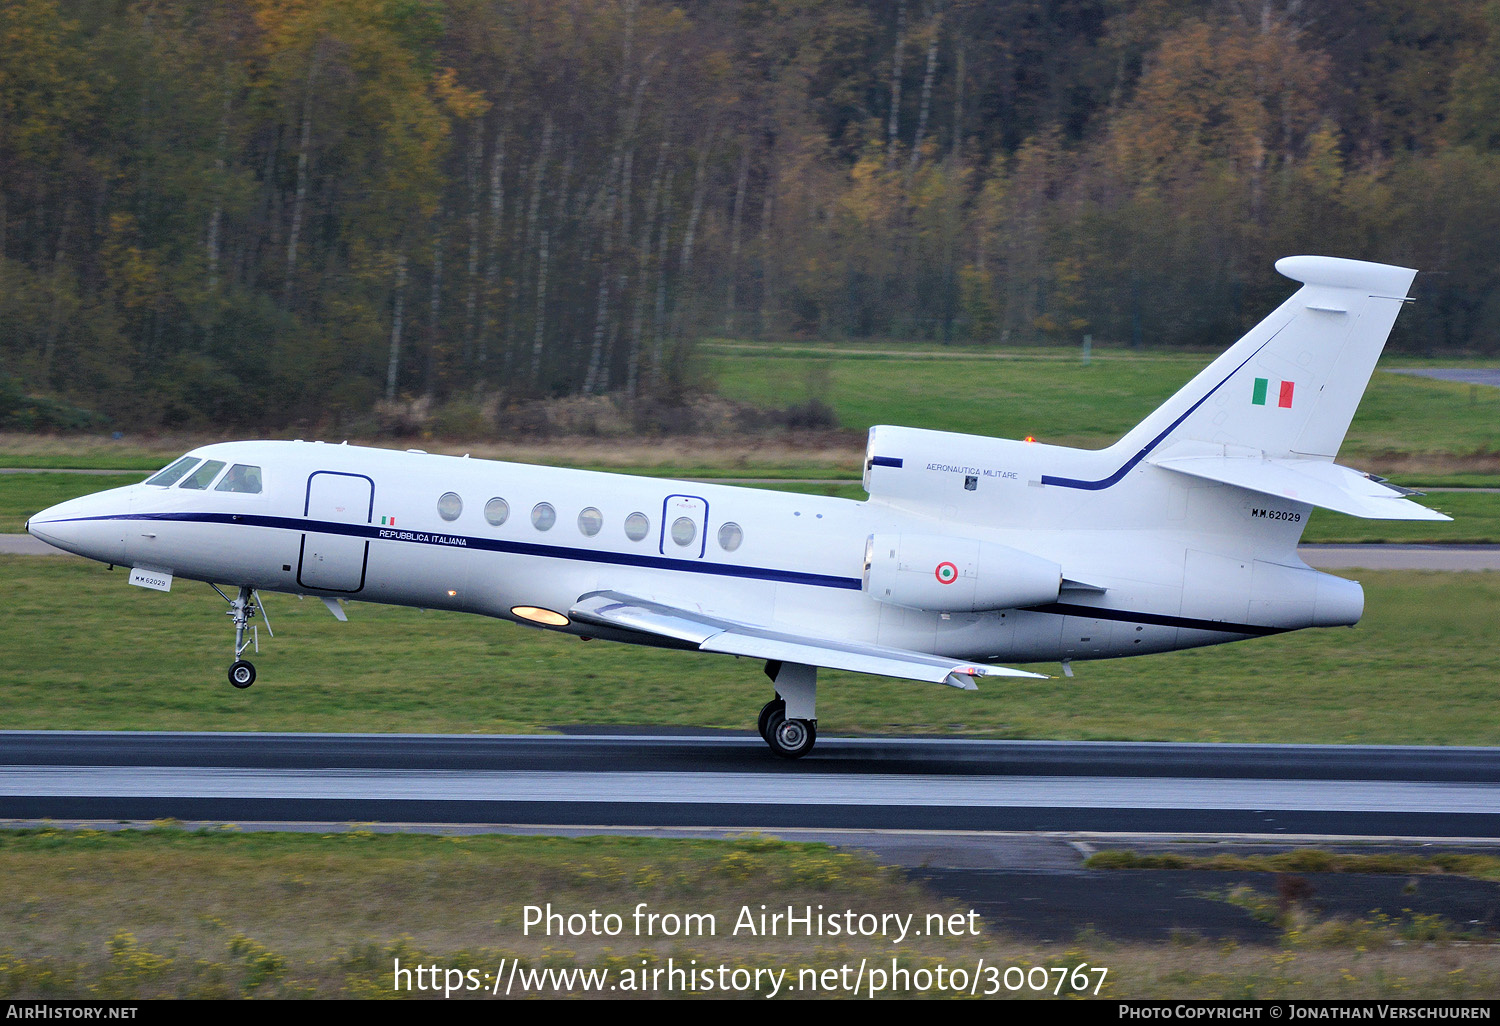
[863,533,1062,612]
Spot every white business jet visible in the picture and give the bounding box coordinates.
[27,256,1448,757]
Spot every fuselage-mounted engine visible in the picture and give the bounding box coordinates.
[862,533,1062,612]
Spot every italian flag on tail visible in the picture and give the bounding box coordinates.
[1252,377,1295,408]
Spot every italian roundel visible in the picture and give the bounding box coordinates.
[935,561,958,584]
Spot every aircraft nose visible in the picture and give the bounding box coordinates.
[27,489,132,563]
[27,497,90,551]
[26,497,73,544]
[26,513,58,545]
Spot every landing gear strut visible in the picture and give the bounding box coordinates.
[215,584,271,688]
[760,661,817,759]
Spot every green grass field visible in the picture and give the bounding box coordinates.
[3,827,1495,999]
[702,344,1500,473]
[0,472,147,532]
[1299,489,1500,543]
[5,347,1498,477]
[2,556,1496,744]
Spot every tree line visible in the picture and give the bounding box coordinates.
[3,0,1499,431]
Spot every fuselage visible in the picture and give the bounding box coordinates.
[19,256,1433,761]
[27,434,1363,666]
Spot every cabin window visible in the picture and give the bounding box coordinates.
[484,497,510,526]
[178,460,227,490]
[577,507,603,536]
[670,516,696,547]
[437,492,463,521]
[717,522,744,552]
[531,502,556,531]
[145,456,200,487]
[215,464,263,494]
[624,512,649,541]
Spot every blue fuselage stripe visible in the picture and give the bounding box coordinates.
[43,513,1276,635]
[1040,336,1277,490]
[1024,601,1286,637]
[49,511,868,591]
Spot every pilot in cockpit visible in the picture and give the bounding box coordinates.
[217,463,262,494]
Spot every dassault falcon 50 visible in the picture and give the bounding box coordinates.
[28,256,1447,757]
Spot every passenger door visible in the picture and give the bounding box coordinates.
[299,471,373,592]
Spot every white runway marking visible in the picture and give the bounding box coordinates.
[3,765,1495,814]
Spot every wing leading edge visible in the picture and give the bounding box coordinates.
[568,591,1047,689]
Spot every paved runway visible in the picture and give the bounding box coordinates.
[7,732,1500,942]
[1388,367,1500,388]
[1297,543,1500,570]
[4,732,1497,837]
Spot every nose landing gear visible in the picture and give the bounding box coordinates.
[214,584,271,688]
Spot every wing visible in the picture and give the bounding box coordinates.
[568,591,1047,690]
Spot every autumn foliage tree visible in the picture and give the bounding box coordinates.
[2,0,1498,432]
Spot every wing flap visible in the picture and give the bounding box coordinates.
[569,592,729,644]
[570,591,1045,688]
[1150,455,1451,521]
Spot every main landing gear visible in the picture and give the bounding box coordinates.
[213,584,271,688]
[758,661,817,759]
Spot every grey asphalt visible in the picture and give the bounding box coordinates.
[0,467,140,475]
[4,732,1498,837]
[6,731,1500,943]
[910,862,1500,944]
[2,534,82,555]
[1388,367,1500,388]
[1297,543,1500,570]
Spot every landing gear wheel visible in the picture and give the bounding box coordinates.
[757,697,785,742]
[764,708,816,760]
[221,585,271,688]
[228,659,256,689]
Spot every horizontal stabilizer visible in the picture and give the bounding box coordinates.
[570,591,1046,688]
[1150,454,1451,521]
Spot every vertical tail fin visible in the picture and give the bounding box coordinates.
[1111,256,1416,462]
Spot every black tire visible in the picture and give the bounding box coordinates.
[767,714,816,760]
[229,660,256,689]
[757,697,785,741]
